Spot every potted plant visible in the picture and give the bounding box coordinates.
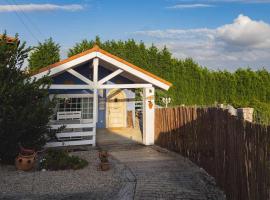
[15,144,36,171]
[99,150,110,171]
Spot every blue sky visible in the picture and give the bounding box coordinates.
[1,0,270,70]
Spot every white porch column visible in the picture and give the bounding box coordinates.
[143,87,155,145]
[92,58,99,146]
[92,58,99,123]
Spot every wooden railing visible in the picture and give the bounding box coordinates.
[135,101,143,112]
[46,122,96,147]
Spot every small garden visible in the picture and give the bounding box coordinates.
[40,149,88,171]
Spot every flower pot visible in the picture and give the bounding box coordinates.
[19,145,35,155]
[99,151,108,159]
[15,153,36,171]
[99,162,110,171]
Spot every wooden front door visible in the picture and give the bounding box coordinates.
[107,90,126,128]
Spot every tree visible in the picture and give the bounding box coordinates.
[0,33,53,163]
[28,37,60,73]
[67,36,101,57]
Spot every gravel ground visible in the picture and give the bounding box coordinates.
[0,149,129,200]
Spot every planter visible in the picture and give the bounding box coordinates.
[99,151,109,163]
[99,150,108,159]
[19,145,35,155]
[98,150,110,171]
[15,152,36,171]
[99,162,110,171]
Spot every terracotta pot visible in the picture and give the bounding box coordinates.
[15,153,36,171]
[100,162,110,171]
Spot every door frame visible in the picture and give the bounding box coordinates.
[106,89,127,128]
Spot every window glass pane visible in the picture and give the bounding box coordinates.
[54,97,93,120]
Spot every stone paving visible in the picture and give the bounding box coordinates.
[97,128,226,200]
[112,146,225,200]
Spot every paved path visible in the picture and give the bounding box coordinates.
[97,129,226,200]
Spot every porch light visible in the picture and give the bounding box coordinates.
[162,97,171,108]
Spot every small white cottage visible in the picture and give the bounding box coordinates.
[32,45,172,147]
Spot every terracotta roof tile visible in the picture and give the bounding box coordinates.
[0,34,19,43]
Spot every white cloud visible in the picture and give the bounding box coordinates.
[0,4,84,12]
[135,29,215,40]
[166,4,215,9]
[216,14,270,49]
[134,14,270,70]
[166,1,270,11]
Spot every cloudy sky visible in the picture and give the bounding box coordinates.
[1,0,270,71]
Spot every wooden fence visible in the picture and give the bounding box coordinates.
[155,107,270,200]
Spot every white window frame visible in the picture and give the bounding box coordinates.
[50,94,94,123]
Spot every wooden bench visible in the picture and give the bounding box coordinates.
[57,111,82,121]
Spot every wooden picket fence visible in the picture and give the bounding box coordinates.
[155,107,270,200]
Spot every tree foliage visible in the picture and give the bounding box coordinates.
[67,36,101,57]
[28,37,60,73]
[0,33,53,163]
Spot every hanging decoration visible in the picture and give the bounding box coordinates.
[148,100,153,109]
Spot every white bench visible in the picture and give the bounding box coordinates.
[57,111,81,121]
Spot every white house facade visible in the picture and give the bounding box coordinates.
[32,45,172,147]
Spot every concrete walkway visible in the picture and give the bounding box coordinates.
[97,129,226,200]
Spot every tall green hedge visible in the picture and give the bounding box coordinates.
[68,38,270,125]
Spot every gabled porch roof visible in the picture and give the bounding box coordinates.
[32,45,172,90]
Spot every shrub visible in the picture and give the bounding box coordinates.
[0,33,53,163]
[40,149,88,170]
